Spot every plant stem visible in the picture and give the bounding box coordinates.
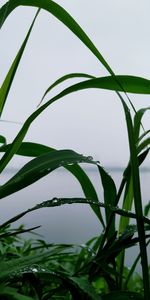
[123,105,150,299]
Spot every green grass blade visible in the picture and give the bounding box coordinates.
[1,75,149,187]
[0,149,96,199]
[0,9,40,116]
[144,202,150,217]
[117,177,133,288]
[38,72,95,106]
[137,139,150,154]
[138,130,150,144]
[0,142,54,157]
[69,276,100,300]
[0,76,149,230]
[121,100,150,298]
[0,246,72,281]
[0,0,143,123]
[0,1,138,117]
[101,291,143,300]
[41,75,150,99]
[98,165,116,239]
[66,164,104,226]
[124,238,150,290]
[0,286,34,300]
[2,197,149,231]
[118,177,133,235]
[133,107,150,143]
[0,142,104,225]
[0,135,6,145]
[0,0,114,76]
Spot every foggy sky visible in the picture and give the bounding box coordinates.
[1,0,150,168]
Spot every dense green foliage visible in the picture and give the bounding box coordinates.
[0,1,150,299]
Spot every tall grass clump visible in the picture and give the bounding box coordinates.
[0,1,150,299]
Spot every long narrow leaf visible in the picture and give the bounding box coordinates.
[38,72,95,106]
[121,99,150,298]
[0,0,143,116]
[0,0,114,76]
[0,9,40,116]
[134,107,150,143]
[138,129,150,144]
[1,75,150,175]
[0,149,96,199]
[0,246,73,281]
[98,165,116,239]
[0,142,104,225]
[138,140,150,154]
[1,197,150,230]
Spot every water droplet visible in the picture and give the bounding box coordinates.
[32,268,38,273]
[52,197,59,204]
[87,156,93,161]
[41,268,46,272]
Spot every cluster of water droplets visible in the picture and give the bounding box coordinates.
[80,244,96,257]
[37,154,99,177]
[8,264,47,279]
[34,198,106,211]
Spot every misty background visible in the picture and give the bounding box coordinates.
[0,0,150,257]
[0,0,150,167]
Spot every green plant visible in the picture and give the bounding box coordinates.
[0,1,150,299]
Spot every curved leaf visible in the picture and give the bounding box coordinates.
[0,142,104,225]
[1,74,150,175]
[138,129,150,144]
[0,0,113,75]
[1,197,150,231]
[138,139,150,154]
[0,149,96,199]
[133,107,150,143]
[0,9,40,116]
[0,244,73,281]
[38,72,95,106]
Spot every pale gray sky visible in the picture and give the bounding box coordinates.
[1,0,150,167]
